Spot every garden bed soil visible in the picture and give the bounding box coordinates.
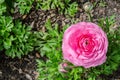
[0,0,120,80]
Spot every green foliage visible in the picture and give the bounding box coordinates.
[99,0,106,7]
[35,19,66,57]
[15,0,34,14]
[37,16,120,80]
[37,0,78,17]
[0,16,13,50]
[0,0,6,15]
[36,19,69,80]
[0,16,36,58]
[65,2,78,17]
[97,15,120,75]
[0,0,37,58]
[0,0,34,15]
[1,0,78,16]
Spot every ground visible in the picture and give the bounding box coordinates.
[0,0,120,80]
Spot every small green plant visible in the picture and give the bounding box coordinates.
[0,0,37,58]
[37,0,78,17]
[97,15,120,75]
[0,0,34,15]
[0,0,6,15]
[36,19,68,80]
[35,19,65,57]
[37,16,120,80]
[64,1,78,17]
[0,16,13,50]
[99,0,106,7]
[0,16,36,58]
[15,0,34,14]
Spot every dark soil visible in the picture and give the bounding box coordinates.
[0,52,39,80]
[0,0,120,80]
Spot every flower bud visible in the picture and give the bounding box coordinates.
[83,2,93,12]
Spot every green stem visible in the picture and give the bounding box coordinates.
[87,12,92,22]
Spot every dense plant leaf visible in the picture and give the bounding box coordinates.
[15,0,34,14]
[0,16,37,58]
[0,0,6,15]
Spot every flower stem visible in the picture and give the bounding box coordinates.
[87,12,92,22]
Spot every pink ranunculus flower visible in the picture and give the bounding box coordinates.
[62,22,108,68]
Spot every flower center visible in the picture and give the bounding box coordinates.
[79,35,95,52]
[85,40,89,45]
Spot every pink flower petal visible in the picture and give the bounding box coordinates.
[62,22,108,68]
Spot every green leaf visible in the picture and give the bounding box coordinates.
[3,39,11,49]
